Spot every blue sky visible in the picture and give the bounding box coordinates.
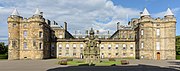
[0,0,180,44]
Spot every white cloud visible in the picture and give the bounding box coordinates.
[0,0,140,38]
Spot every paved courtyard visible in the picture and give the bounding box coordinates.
[0,59,180,71]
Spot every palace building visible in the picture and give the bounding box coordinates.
[7,8,176,60]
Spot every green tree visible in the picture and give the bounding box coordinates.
[176,36,180,55]
[0,42,8,54]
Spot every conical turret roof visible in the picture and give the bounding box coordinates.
[11,8,19,16]
[164,8,174,16]
[141,8,150,16]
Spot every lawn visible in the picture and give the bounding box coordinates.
[0,54,8,60]
[66,61,121,66]
[176,55,180,60]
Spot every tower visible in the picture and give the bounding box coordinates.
[137,8,176,60]
[7,8,22,60]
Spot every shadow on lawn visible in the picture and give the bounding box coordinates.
[47,64,179,71]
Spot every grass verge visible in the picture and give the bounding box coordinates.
[0,54,8,60]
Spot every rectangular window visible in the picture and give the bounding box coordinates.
[73,53,76,56]
[123,44,126,50]
[39,31,43,38]
[115,53,118,56]
[33,41,36,46]
[12,41,16,47]
[39,43,43,49]
[141,42,144,48]
[24,42,27,49]
[157,29,160,36]
[13,23,16,27]
[115,44,118,49]
[141,29,144,35]
[156,42,160,50]
[108,44,111,49]
[23,30,27,38]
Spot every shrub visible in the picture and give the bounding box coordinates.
[58,59,67,65]
[109,58,115,61]
[67,58,73,61]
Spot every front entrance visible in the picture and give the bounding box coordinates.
[157,52,160,60]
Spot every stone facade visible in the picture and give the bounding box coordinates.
[8,8,176,60]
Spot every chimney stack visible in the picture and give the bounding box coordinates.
[117,22,120,30]
[64,22,67,31]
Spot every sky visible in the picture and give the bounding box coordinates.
[0,0,180,44]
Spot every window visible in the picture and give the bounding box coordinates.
[24,24,27,28]
[130,45,133,49]
[59,53,62,55]
[33,40,36,46]
[157,28,160,36]
[39,31,43,38]
[108,44,111,49]
[80,44,83,49]
[24,42,27,49]
[12,41,16,47]
[73,44,76,49]
[123,44,126,49]
[73,53,76,56]
[141,42,144,48]
[115,53,118,56]
[141,29,144,35]
[23,30,27,38]
[59,44,62,49]
[66,44,69,49]
[13,23,16,27]
[156,42,160,50]
[123,53,126,56]
[108,53,111,55]
[115,44,118,49]
[39,43,43,49]
[101,45,104,49]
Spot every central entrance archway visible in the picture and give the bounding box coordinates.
[157,52,160,60]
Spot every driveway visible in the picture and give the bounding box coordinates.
[0,59,180,71]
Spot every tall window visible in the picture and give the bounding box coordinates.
[130,44,133,49]
[66,44,69,49]
[33,40,36,46]
[123,44,126,49]
[141,29,144,36]
[141,42,144,48]
[73,44,76,49]
[39,31,43,38]
[108,44,111,49]
[157,28,160,36]
[115,44,118,49]
[23,30,27,38]
[156,42,160,50]
[39,43,43,49]
[24,42,27,49]
[59,44,62,49]
[80,44,83,49]
[101,45,104,49]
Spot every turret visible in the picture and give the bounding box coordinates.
[8,8,22,60]
[164,8,174,19]
[140,8,151,18]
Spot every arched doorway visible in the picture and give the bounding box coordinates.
[157,52,160,60]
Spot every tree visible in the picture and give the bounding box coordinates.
[176,36,180,55]
[0,42,8,54]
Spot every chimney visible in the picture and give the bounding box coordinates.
[40,12,43,16]
[86,30,88,35]
[97,30,99,34]
[117,22,120,30]
[64,22,67,31]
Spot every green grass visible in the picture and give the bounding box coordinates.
[0,54,8,60]
[96,61,121,66]
[176,55,180,60]
[67,61,86,66]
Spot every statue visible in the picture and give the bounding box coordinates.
[83,28,101,65]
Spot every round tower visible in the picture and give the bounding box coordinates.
[7,8,23,60]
